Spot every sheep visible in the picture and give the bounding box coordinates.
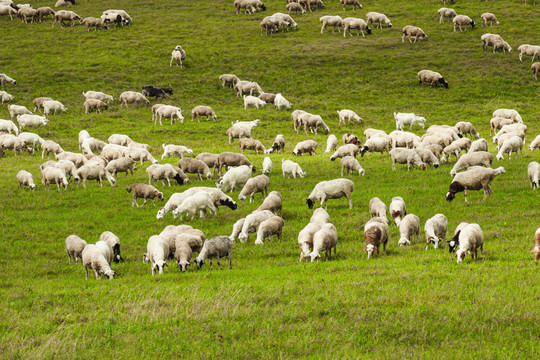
[231,119,260,132]
[0,73,16,86]
[529,135,540,152]
[389,148,426,171]
[481,33,503,51]
[496,136,523,160]
[272,13,298,30]
[195,152,220,174]
[298,223,320,261]
[0,119,19,135]
[308,208,330,227]
[191,105,217,122]
[161,144,193,159]
[365,12,392,29]
[532,62,540,80]
[360,136,390,156]
[8,104,32,119]
[424,214,447,250]
[492,109,522,123]
[172,191,217,220]
[226,125,251,144]
[0,5,17,20]
[282,159,306,179]
[340,0,362,11]
[239,138,266,154]
[178,158,212,180]
[235,80,263,97]
[480,12,499,27]
[41,167,68,191]
[518,44,540,62]
[238,175,270,202]
[258,93,276,104]
[0,90,13,103]
[170,45,186,67]
[527,161,540,189]
[16,170,36,190]
[363,217,389,259]
[468,139,488,153]
[195,236,233,270]
[230,218,246,242]
[81,137,106,155]
[34,6,55,22]
[262,156,272,175]
[342,133,361,146]
[154,105,183,125]
[453,15,475,32]
[55,0,75,7]
[102,9,132,26]
[217,165,252,192]
[325,134,338,153]
[125,147,158,165]
[174,239,192,272]
[389,130,420,149]
[119,91,149,108]
[421,143,443,159]
[306,178,354,209]
[52,9,81,27]
[389,197,407,226]
[17,114,49,130]
[320,15,343,34]
[244,95,266,109]
[340,156,365,177]
[286,2,305,15]
[143,235,169,275]
[126,183,163,207]
[238,210,275,242]
[65,235,87,263]
[219,74,239,88]
[55,151,87,167]
[337,109,362,125]
[369,197,387,221]
[454,121,480,139]
[99,231,122,263]
[100,147,125,162]
[82,245,114,280]
[106,157,135,178]
[0,134,32,155]
[41,140,63,159]
[17,6,36,23]
[234,0,267,14]
[274,93,292,110]
[260,15,285,34]
[217,152,255,174]
[256,191,282,216]
[18,132,44,150]
[438,7,456,23]
[84,154,107,168]
[493,40,512,54]
[415,148,440,168]
[417,70,449,88]
[394,112,426,131]
[267,134,285,154]
[494,123,527,140]
[397,214,420,246]
[157,226,196,259]
[489,118,513,136]
[531,228,540,262]
[446,166,506,202]
[83,99,108,114]
[341,17,371,37]
[450,151,493,177]
[300,113,329,134]
[83,91,113,104]
[81,16,107,31]
[305,223,338,262]
[293,140,317,156]
[255,216,285,245]
[402,25,428,43]
[76,164,116,188]
[147,163,184,186]
[291,109,308,132]
[454,224,484,264]
[41,100,67,116]
[441,143,463,164]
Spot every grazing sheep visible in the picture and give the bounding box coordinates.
[157,188,237,219]
[424,214,448,250]
[365,11,392,29]
[99,231,122,263]
[238,175,270,202]
[226,125,251,144]
[446,166,506,202]
[0,134,32,155]
[306,178,354,209]
[172,191,217,220]
[42,100,67,116]
[217,165,252,192]
[340,0,362,11]
[235,81,263,97]
[389,130,420,149]
[337,109,362,125]
[455,121,480,139]
[342,133,361,146]
[229,218,245,242]
[369,197,387,221]
[219,74,239,88]
[532,62,540,80]
[0,73,16,86]
[144,235,169,275]
[389,197,407,226]
[415,148,440,168]
[55,151,87,167]
[518,44,540,62]
[450,151,493,177]
[52,9,81,27]
[238,210,274,242]
[119,91,149,108]
[33,97,53,113]
[262,156,272,175]
[492,109,522,123]
[394,112,426,131]
[244,95,266,109]
[389,148,426,171]
[195,236,233,270]
[255,216,285,245]
[272,13,298,30]
[217,152,255,174]
[529,135,540,152]
[417,70,449,88]
[127,182,164,206]
[496,136,523,160]
[83,91,113,104]
[195,152,220,174]
[342,17,371,37]
[274,93,292,110]
[125,147,158,165]
[83,99,108,114]
[481,33,503,52]
[310,208,331,227]
[82,245,114,280]
[493,40,512,54]
[55,0,75,7]
[147,163,185,186]
[0,119,19,135]
[480,13,499,27]
[161,144,193,159]
[320,15,343,33]
[438,7,456,23]
[41,166,68,191]
[267,134,285,154]
[154,105,183,125]
[364,217,389,259]
[531,228,540,262]
[298,222,320,261]
[41,140,63,159]
[360,136,391,156]
[65,235,87,263]
[178,158,212,180]
[16,170,36,190]
[0,90,13,104]
[286,2,305,15]
[81,137,106,155]
[397,214,420,246]
[258,93,276,104]
[82,16,108,31]
[402,25,428,43]
[76,164,116,188]
[292,140,317,156]
[340,156,365,176]
[239,138,266,154]
[527,161,540,189]
[455,224,484,264]
[8,104,32,120]
[441,142,463,164]
[300,113,329,134]
[170,45,186,67]
[0,5,17,20]
[191,105,217,122]
[260,15,286,34]
[16,114,48,130]
[17,6,37,23]
[468,138,488,153]
[257,191,282,216]
[174,239,192,272]
[305,223,338,262]
[453,14,475,32]
[325,134,338,153]
[282,159,305,179]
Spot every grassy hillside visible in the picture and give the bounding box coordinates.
[1,0,539,358]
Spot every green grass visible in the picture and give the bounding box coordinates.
[1,0,539,358]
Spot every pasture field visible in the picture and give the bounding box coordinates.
[1,0,539,358]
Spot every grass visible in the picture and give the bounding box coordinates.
[1,0,540,358]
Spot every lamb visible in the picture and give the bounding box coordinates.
[450,151,493,177]
[99,231,122,263]
[417,70,449,88]
[8,104,32,119]
[170,45,186,67]
[394,112,426,131]
[235,80,263,97]
[82,245,115,280]
[76,164,116,187]
[83,91,113,104]
[365,12,392,29]
[280,159,305,179]
[0,134,32,155]
[262,156,272,175]
[217,165,252,192]
[178,158,212,180]
[320,15,343,34]
[532,62,540,80]
[195,152,220,174]
[244,95,266,109]
[143,235,169,275]
[455,224,484,264]
[161,144,193,159]
[65,235,87,263]
[286,2,305,15]
[518,44,540,62]
[481,33,503,51]
[52,10,82,27]
[219,74,239,88]
[342,17,371,37]
[480,13,499,27]
[16,170,36,190]
[424,214,447,250]
[257,191,282,215]
[446,166,506,202]
[267,134,285,154]
[225,125,251,144]
[82,16,108,31]
[397,214,420,246]
[126,183,163,206]
[300,113,329,134]
[531,228,540,262]
[389,197,407,226]
[0,119,19,135]
[147,163,185,186]
[229,218,246,242]
[305,223,338,262]
[0,90,13,103]
[41,140,63,159]
[191,105,217,122]
[402,25,428,43]
[360,136,390,156]
[0,73,16,86]
[255,216,285,245]
[342,133,361,146]
[340,156,365,177]
[125,147,158,165]
[415,148,440,168]
[274,93,292,110]
[389,148,426,171]
[237,210,274,242]
[306,178,354,209]
[492,40,512,54]
[292,140,317,156]
[453,14,476,32]
[195,236,233,270]
[492,109,522,123]
[529,135,540,152]
[325,134,338,153]
[337,109,362,125]
[174,239,192,272]
[154,105,184,125]
[496,136,523,160]
[83,99,108,114]
[239,138,266,154]
[41,166,68,191]
[438,7,456,23]
[527,161,540,189]
[119,91,150,108]
[238,175,270,202]
[363,217,389,259]
[217,152,255,174]
[172,191,217,220]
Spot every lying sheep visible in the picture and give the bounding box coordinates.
[195,236,233,270]
[293,140,317,156]
[218,152,255,174]
[0,90,13,104]
[239,138,266,154]
[518,44,540,62]
[65,235,87,263]
[257,191,282,216]
[262,156,272,175]
[337,109,362,124]
[82,244,114,280]
[415,148,440,168]
[365,11,392,29]
[402,25,428,43]
[52,9,82,27]
[417,70,449,88]
[76,164,116,187]
[424,214,447,250]
[453,14,475,32]
[369,197,387,220]
[144,235,169,275]
[342,17,371,37]
[527,161,540,189]
[235,80,263,97]
[389,148,426,171]
[238,175,270,202]
[170,45,186,67]
[397,214,420,246]
[119,91,150,108]
[496,136,523,160]
[446,166,506,202]
[16,170,36,190]
[364,217,389,259]
[389,197,407,226]
[147,163,184,186]
[325,134,338,153]
[320,15,343,34]
[178,158,212,180]
[331,144,359,161]
[340,156,365,176]
[455,224,484,264]
[360,136,390,156]
[267,134,285,154]
[306,223,338,262]
[306,178,354,209]
[84,99,108,114]
[238,210,274,242]
[172,191,217,220]
[255,216,285,245]
[219,74,239,88]
[282,159,306,178]
[531,228,540,262]
[161,144,193,159]
[438,7,456,23]
[450,151,493,177]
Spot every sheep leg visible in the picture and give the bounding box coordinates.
[346,194,353,209]
[209,259,213,270]
[228,254,232,269]
[142,198,147,207]
[464,189,468,202]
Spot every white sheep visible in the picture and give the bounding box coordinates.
[446,166,506,202]
[41,140,63,159]
[438,7,456,23]
[16,170,36,190]
[195,236,233,270]
[306,178,354,209]
[282,159,306,178]
[0,90,14,103]
[82,244,114,280]
[389,148,426,171]
[41,166,68,191]
[257,191,282,216]
[174,239,192,272]
[170,45,186,67]
[238,175,270,202]
[218,152,256,174]
[191,105,217,122]
[450,151,493,177]
[363,217,389,259]
[455,121,480,139]
[267,134,285,154]
[455,224,484,264]
[226,125,251,143]
[8,104,32,119]
[172,191,217,220]
[330,144,358,161]
[0,119,19,135]
[300,113,329,135]
[453,14,476,32]
[83,99,108,114]
[262,156,272,175]
[143,235,169,275]
[81,137,106,155]
[342,17,371,37]
[0,73,16,86]
[65,235,87,263]
[310,208,331,227]
[244,95,266,109]
[239,138,266,154]
[325,134,338,153]
[365,12,392,29]
[17,114,48,130]
[424,214,447,250]
[397,214,420,246]
[492,109,522,123]
[52,9,82,27]
[340,156,365,177]
[42,100,67,115]
[360,136,390,156]
[154,105,184,125]
[389,197,407,226]
[161,144,193,159]
[217,165,252,192]
[18,132,44,150]
[286,2,305,15]
[340,0,362,10]
[146,163,183,186]
[394,112,426,131]
[527,161,540,189]
[518,44,540,62]
[125,147,158,165]
[402,25,428,43]
[292,139,317,156]
[529,135,540,152]
[255,215,285,245]
[337,109,362,125]
[0,134,32,155]
[83,91,113,103]
[219,74,239,88]
[468,138,488,153]
[496,135,523,160]
[369,197,387,220]
[417,70,449,88]
[195,152,220,174]
[320,15,343,33]
[415,148,440,168]
[532,62,540,80]
[306,223,338,262]
[119,91,150,108]
[235,81,263,97]
[230,218,245,242]
[274,93,292,109]
[238,210,274,242]
[76,164,116,188]
[298,223,321,261]
[178,158,212,181]
[480,13,499,27]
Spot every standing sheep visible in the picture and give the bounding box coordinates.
[365,12,392,29]
[337,109,362,125]
[255,216,285,245]
[397,214,420,246]
[455,224,484,264]
[446,166,506,202]
[389,197,407,226]
[320,15,343,34]
[402,25,428,43]
[170,45,186,67]
[453,15,476,32]
[306,178,354,209]
[369,197,387,220]
[481,13,499,27]
[527,161,540,189]
[325,134,338,153]
[16,170,36,190]
[143,235,169,275]
[195,236,233,270]
[518,44,540,62]
[340,156,365,177]
[293,140,317,156]
[256,191,282,216]
[363,217,389,259]
[65,235,87,263]
[424,214,448,250]
[262,156,272,175]
[191,105,217,122]
[82,245,115,280]
[305,223,338,262]
[532,62,540,80]
[417,70,449,88]
[531,228,540,262]
[126,183,164,206]
[238,175,270,203]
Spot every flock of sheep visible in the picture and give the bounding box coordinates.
[1,1,540,280]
